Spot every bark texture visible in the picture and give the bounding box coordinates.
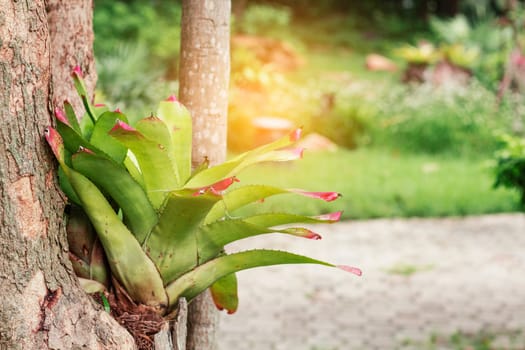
[46,0,98,116]
[178,1,231,349]
[179,0,231,168]
[0,1,134,349]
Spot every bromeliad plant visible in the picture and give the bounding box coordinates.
[45,67,361,317]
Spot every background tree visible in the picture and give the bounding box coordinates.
[178,0,231,349]
[0,1,134,348]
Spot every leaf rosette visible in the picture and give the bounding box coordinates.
[45,67,361,316]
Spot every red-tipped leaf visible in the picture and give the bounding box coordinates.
[337,265,362,276]
[193,176,240,196]
[290,190,341,202]
[314,211,343,222]
[72,65,83,78]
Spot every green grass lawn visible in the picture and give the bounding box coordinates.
[289,46,401,84]
[232,148,520,220]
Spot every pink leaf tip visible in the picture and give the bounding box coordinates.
[166,95,178,102]
[292,190,341,202]
[289,128,302,142]
[110,120,135,132]
[292,147,305,159]
[94,103,106,108]
[285,227,322,240]
[44,127,57,144]
[315,211,343,222]
[44,127,63,158]
[297,228,322,240]
[72,66,83,78]
[114,108,122,113]
[337,265,362,276]
[193,176,240,196]
[54,107,69,125]
[308,232,322,240]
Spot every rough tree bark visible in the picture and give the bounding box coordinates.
[0,1,134,349]
[47,0,98,116]
[178,1,231,349]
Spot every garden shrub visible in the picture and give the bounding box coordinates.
[94,0,182,77]
[236,3,292,38]
[494,133,525,207]
[96,44,177,125]
[374,81,517,156]
[311,86,376,149]
[418,14,513,89]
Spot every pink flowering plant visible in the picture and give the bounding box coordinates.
[45,67,361,317]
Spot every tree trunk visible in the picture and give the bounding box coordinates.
[178,1,231,349]
[0,1,134,349]
[179,0,231,169]
[47,0,98,117]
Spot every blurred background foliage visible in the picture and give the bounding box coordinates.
[92,0,525,218]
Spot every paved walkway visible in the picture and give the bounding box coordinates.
[216,214,525,350]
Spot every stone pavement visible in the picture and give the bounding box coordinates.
[216,214,525,350]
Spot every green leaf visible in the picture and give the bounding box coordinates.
[45,127,131,290]
[165,249,338,307]
[123,153,145,187]
[157,99,192,185]
[72,67,97,123]
[58,166,81,205]
[205,185,341,224]
[78,278,107,294]
[191,157,210,178]
[67,168,167,310]
[89,111,129,163]
[70,250,109,288]
[69,253,91,280]
[89,241,109,286]
[243,212,340,227]
[63,102,81,134]
[136,116,180,186]
[205,185,293,224]
[197,219,322,264]
[210,273,238,314]
[71,151,158,243]
[184,129,301,189]
[79,108,95,138]
[144,190,220,283]
[66,206,97,269]
[99,292,111,313]
[45,125,170,310]
[56,119,94,155]
[55,116,120,164]
[109,121,178,208]
[45,127,68,168]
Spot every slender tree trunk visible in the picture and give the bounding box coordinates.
[178,1,231,349]
[179,0,231,168]
[0,1,134,348]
